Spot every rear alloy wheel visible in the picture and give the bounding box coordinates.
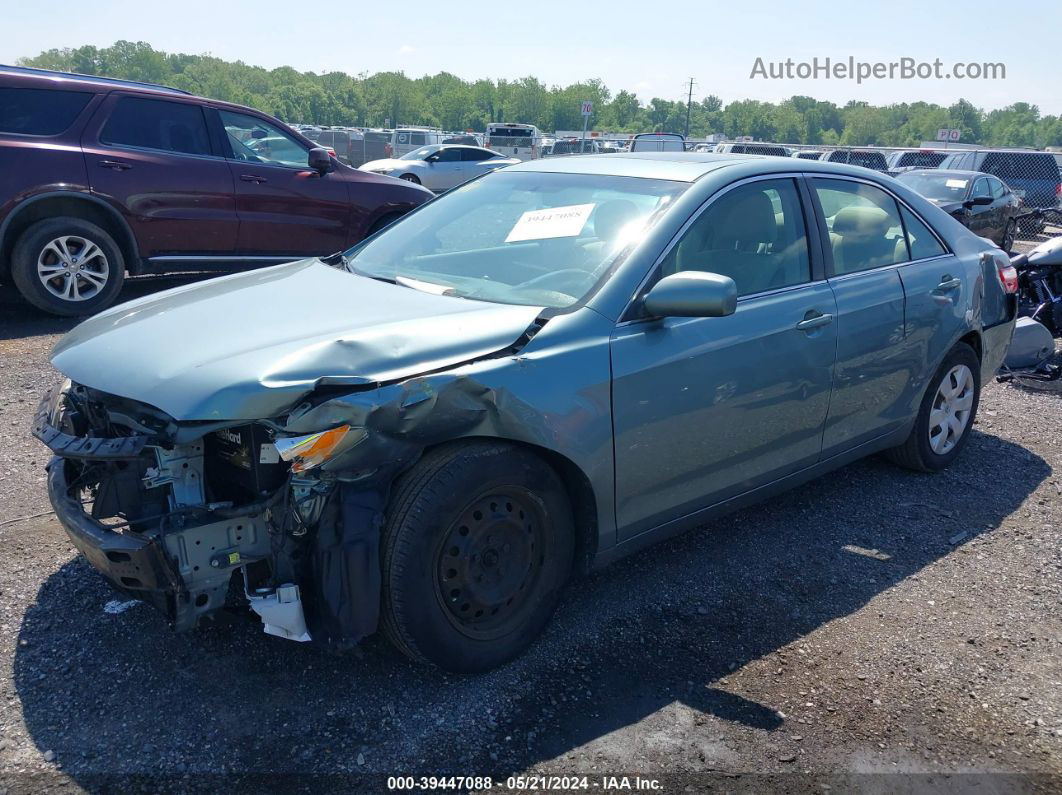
[1000,219,1016,252]
[11,217,125,316]
[381,442,574,672]
[885,342,981,472]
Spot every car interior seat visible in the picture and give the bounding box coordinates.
[830,205,904,273]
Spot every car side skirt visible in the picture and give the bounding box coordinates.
[592,423,913,571]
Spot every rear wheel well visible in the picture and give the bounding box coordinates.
[415,436,599,576]
[959,330,982,363]
[2,196,138,280]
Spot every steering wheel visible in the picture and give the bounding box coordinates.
[515,269,591,290]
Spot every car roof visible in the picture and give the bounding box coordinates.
[506,151,897,183]
[0,64,190,96]
[899,169,985,179]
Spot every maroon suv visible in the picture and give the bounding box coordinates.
[0,66,432,315]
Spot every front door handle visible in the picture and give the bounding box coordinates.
[98,160,132,171]
[240,174,267,184]
[796,312,834,332]
[937,277,962,291]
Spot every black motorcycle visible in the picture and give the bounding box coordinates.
[1011,210,1062,337]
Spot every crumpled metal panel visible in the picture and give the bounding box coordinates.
[51,259,544,421]
[282,308,618,548]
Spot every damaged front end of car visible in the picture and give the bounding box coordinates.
[34,379,394,646]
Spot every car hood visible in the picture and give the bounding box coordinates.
[51,259,543,421]
[927,199,965,215]
[360,158,417,171]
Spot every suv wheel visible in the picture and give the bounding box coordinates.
[381,442,574,673]
[885,343,981,472]
[11,218,125,316]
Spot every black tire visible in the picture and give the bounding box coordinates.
[1000,219,1016,253]
[381,441,574,673]
[398,173,420,184]
[11,217,125,316]
[367,212,404,236]
[885,342,981,472]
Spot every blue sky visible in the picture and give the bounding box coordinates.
[3,0,1058,113]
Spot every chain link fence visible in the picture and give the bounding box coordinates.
[290,121,1061,243]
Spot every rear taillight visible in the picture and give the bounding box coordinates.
[384,144,392,157]
[997,262,1019,294]
[1056,182,1061,198]
[325,148,336,158]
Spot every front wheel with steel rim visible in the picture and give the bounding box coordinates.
[11,217,125,316]
[886,342,981,472]
[381,441,574,672]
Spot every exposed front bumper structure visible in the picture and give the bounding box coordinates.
[47,457,178,595]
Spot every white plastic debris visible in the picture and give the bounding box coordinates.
[103,599,141,615]
[247,583,312,642]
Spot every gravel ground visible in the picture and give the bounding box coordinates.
[1,243,1061,793]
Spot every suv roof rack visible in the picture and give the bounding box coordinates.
[0,64,191,96]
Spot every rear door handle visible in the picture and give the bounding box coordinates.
[796,312,834,332]
[937,277,962,291]
[98,160,132,171]
[240,174,267,184]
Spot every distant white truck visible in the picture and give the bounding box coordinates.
[629,132,685,152]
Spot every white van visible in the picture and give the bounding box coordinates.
[486,123,542,161]
[390,127,445,158]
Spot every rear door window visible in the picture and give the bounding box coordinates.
[0,88,93,135]
[461,148,494,161]
[812,179,909,274]
[101,96,212,156]
[899,205,947,260]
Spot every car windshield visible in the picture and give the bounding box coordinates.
[898,173,970,201]
[342,171,687,309]
[401,146,438,161]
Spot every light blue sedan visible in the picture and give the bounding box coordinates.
[37,152,1017,672]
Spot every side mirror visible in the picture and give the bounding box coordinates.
[966,195,993,207]
[308,147,332,175]
[643,271,737,318]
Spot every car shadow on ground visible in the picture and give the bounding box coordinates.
[11,428,1050,787]
[0,274,219,340]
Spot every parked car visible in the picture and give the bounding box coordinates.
[886,149,949,174]
[630,132,685,152]
[549,138,601,155]
[897,169,1022,250]
[818,149,889,172]
[390,127,446,158]
[313,128,365,166]
[359,145,519,191]
[0,66,432,316]
[442,134,480,147]
[35,152,1016,673]
[792,150,826,160]
[936,149,1062,234]
[714,142,788,157]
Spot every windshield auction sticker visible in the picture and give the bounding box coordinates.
[505,203,595,243]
